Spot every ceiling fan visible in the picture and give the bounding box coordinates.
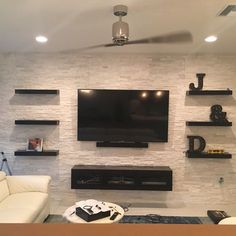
[82,5,193,50]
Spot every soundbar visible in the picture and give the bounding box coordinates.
[96,141,148,148]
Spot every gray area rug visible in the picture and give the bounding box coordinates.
[45,214,212,224]
[120,215,203,224]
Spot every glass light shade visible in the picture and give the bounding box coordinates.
[112,21,129,40]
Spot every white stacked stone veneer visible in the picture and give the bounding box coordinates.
[0,53,236,214]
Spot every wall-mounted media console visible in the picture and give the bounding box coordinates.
[71,165,172,191]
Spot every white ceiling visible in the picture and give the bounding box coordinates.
[1,0,236,53]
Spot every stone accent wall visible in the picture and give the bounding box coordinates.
[0,53,236,213]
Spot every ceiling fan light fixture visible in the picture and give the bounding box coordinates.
[113,5,128,16]
[112,5,129,46]
[76,5,193,50]
[112,21,129,45]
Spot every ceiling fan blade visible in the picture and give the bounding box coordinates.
[104,43,119,47]
[126,31,193,45]
[73,43,117,51]
[80,44,109,50]
[60,44,106,53]
[63,31,192,52]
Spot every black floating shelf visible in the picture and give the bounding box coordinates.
[186,121,232,126]
[186,90,232,95]
[14,150,59,156]
[186,151,232,159]
[15,120,59,125]
[15,89,59,95]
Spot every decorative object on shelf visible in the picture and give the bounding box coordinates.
[186,104,232,126]
[210,104,229,123]
[207,149,224,154]
[186,136,231,159]
[189,73,205,91]
[27,138,43,152]
[186,73,233,95]
[187,135,206,153]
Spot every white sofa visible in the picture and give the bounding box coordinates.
[0,171,51,223]
[218,217,236,224]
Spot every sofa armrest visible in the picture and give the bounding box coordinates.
[6,175,51,194]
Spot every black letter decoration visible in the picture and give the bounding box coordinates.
[187,135,206,153]
[189,73,205,91]
[210,105,228,123]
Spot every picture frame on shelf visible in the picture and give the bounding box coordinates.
[27,138,43,152]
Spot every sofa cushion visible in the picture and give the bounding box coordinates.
[7,175,51,194]
[6,175,51,194]
[0,192,48,223]
[0,208,42,223]
[0,172,9,203]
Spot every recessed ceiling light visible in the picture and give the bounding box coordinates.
[205,35,218,43]
[35,35,48,43]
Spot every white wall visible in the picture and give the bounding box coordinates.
[0,53,236,214]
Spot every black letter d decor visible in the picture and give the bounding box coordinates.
[187,135,206,153]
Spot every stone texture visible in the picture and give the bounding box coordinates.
[0,53,235,214]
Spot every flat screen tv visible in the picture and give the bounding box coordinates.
[77,89,169,142]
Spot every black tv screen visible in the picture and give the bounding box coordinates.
[78,89,169,142]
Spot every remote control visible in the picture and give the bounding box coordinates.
[87,208,94,214]
[110,212,119,220]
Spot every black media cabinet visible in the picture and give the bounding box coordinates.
[71,165,172,191]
